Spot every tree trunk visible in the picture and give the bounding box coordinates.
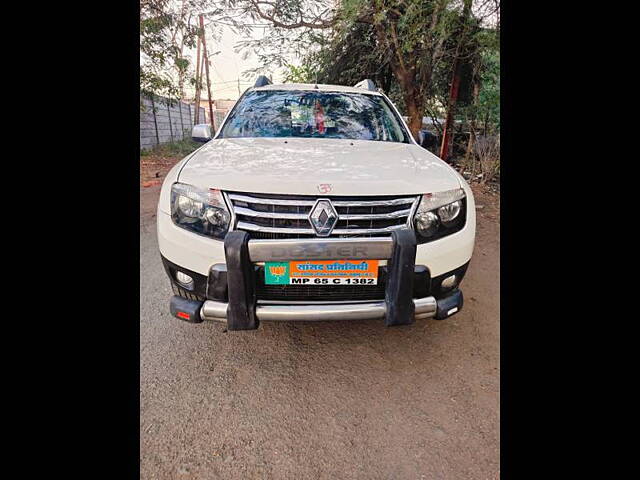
[372,19,423,141]
[394,64,423,141]
[439,60,461,161]
[439,0,473,162]
[194,34,202,124]
[405,97,422,141]
[199,14,215,131]
[464,78,481,165]
[465,129,475,164]
[379,64,393,94]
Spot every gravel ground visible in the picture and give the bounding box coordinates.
[140,184,499,479]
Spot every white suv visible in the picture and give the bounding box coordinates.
[157,77,475,330]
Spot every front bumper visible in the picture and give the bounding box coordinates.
[198,292,462,322]
[166,230,466,329]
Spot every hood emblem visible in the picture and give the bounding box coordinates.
[308,199,338,237]
[317,184,332,194]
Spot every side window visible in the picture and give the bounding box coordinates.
[378,99,405,143]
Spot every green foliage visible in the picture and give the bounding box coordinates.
[137,0,499,144]
[140,0,200,98]
[477,48,500,130]
[140,1,244,99]
[310,22,394,92]
[231,0,333,79]
[282,63,316,83]
[281,0,499,138]
[456,28,499,134]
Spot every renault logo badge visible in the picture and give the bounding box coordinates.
[308,199,338,237]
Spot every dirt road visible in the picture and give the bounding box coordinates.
[140,183,499,479]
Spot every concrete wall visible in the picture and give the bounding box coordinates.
[140,95,206,150]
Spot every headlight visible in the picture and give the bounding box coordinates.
[414,188,466,241]
[171,183,230,239]
[437,200,462,225]
[415,211,440,238]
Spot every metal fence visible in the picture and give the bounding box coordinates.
[140,94,206,150]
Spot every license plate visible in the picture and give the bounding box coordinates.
[264,260,379,285]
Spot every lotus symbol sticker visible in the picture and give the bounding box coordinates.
[317,184,332,194]
[269,265,286,278]
[308,199,338,237]
[265,262,289,284]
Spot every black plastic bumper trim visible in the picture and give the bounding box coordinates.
[161,255,208,299]
[169,295,204,323]
[224,231,258,330]
[384,229,417,326]
[431,262,470,299]
[207,264,228,301]
[435,289,464,320]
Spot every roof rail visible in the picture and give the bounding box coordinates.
[354,79,377,92]
[254,75,272,87]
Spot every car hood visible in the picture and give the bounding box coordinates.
[178,137,461,196]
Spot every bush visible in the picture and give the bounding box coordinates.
[460,134,500,184]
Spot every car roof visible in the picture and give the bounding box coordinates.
[251,83,382,96]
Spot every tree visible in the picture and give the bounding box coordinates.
[238,0,468,140]
[140,0,201,98]
[140,0,499,155]
[315,22,394,92]
[236,0,500,148]
[140,0,252,99]
[458,25,499,181]
[230,0,334,79]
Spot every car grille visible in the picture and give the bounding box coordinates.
[255,266,387,301]
[226,192,420,239]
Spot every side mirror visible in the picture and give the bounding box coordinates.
[192,124,212,143]
[417,130,425,145]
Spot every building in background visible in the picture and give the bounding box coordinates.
[198,98,236,129]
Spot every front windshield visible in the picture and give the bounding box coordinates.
[219,90,410,143]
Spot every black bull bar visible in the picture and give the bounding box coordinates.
[222,229,419,330]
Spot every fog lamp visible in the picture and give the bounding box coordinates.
[176,271,194,290]
[441,274,458,291]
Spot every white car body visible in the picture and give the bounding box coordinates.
[157,82,475,327]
